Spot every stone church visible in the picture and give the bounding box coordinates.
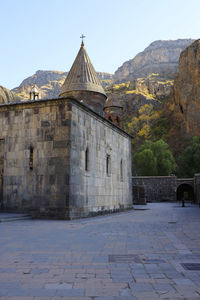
[0,40,132,219]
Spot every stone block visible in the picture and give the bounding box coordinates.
[41,120,50,127]
[53,140,68,148]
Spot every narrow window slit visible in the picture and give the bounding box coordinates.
[29,146,33,170]
[180,104,184,114]
[120,159,123,180]
[106,154,111,176]
[85,148,89,171]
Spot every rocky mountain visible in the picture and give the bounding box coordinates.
[0,86,22,104]
[12,39,194,101]
[114,39,195,82]
[132,74,173,100]
[105,74,174,125]
[12,70,114,100]
[167,39,200,138]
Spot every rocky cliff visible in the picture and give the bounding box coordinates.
[114,39,195,82]
[0,86,22,104]
[105,74,173,123]
[12,40,194,100]
[167,39,200,137]
[12,70,114,100]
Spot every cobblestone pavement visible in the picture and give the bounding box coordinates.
[1,202,200,299]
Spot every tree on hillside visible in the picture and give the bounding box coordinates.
[133,139,176,176]
[127,104,153,139]
[177,136,200,178]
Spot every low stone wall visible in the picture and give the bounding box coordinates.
[132,176,177,204]
[194,174,200,204]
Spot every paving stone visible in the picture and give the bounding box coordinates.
[0,268,16,273]
[120,287,132,296]
[153,283,176,292]
[94,297,115,300]
[149,273,166,279]
[133,291,160,299]
[6,288,57,297]
[55,289,85,296]
[0,297,33,300]
[130,282,154,292]
[85,287,120,297]
[116,297,137,300]
[31,296,93,300]
[44,282,73,289]
[173,278,195,285]
[0,203,200,299]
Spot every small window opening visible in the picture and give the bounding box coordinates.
[120,159,123,180]
[29,147,33,170]
[116,116,120,126]
[179,104,184,114]
[106,154,111,176]
[85,148,89,171]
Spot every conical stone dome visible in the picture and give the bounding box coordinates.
[60,42,107,115]
[60,42,106,97]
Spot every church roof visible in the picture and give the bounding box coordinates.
[104,93,123,109]
[60,42,106,97]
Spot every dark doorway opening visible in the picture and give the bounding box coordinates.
[133,186,145,205]
[177,184,194,202]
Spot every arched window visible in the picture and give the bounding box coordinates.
[120,159,123,180]
[29,146,33,170]
[106,154,111,176]
[85,148,89,171]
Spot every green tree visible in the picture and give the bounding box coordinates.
[177,136,200,178]
[135,148,157,176]
[133,139,176,176]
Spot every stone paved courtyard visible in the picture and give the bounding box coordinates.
[1,202,200,299]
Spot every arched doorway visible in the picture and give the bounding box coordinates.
[177,184,194,202]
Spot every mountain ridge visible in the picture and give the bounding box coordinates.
[114,39,195,81]
[12,70,114,99]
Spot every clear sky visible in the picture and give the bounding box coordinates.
[1,0,200,89]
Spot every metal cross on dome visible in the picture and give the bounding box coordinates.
[80,34,86,45]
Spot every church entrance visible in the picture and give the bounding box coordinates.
[0,139,5,210]
[176,184,194,203]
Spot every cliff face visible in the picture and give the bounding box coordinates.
[133,75,173,100]
[0,86,22,104]
[12,40,194,100]
[114,39,194,81]
[12,70,114,100]
[105,75,173,121]
[168,39,200,136]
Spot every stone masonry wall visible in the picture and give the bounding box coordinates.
[194,174,200,204]
[68,101,133,218]
[133,176,177,204]
[0,99,71,218]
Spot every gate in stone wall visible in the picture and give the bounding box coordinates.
[176,178,194,202]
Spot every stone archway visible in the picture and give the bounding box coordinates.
[177,184,194,202]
